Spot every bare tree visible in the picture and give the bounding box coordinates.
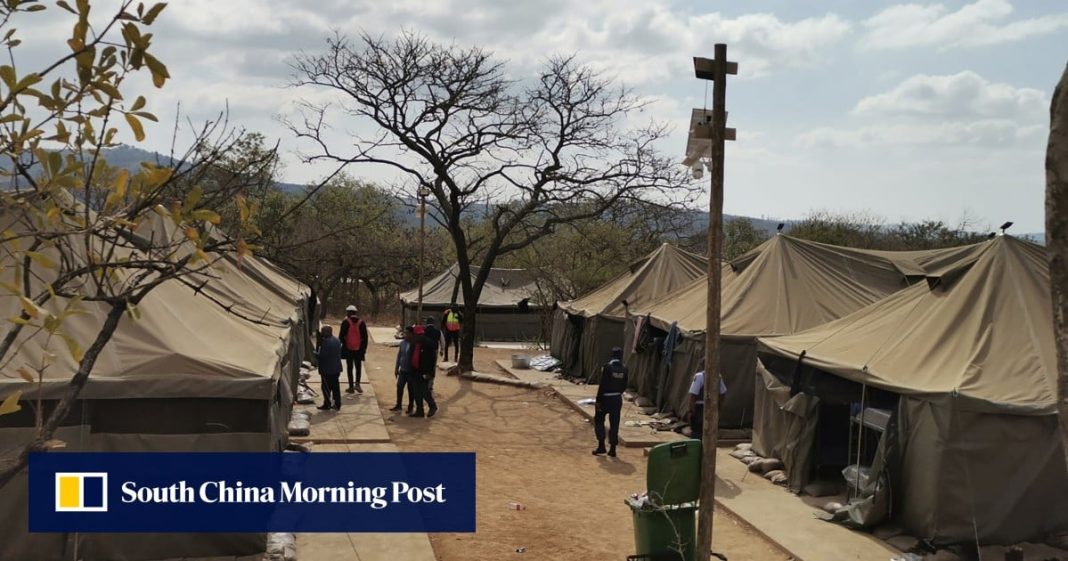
[0,1,278,488]
[1047,61,1068,469]
[288,32,695,371]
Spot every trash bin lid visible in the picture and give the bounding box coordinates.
[646,439,701,505]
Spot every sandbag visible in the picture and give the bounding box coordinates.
[295,390,315,405]
[266,532,296,561]
[763,469,785,481]
[741,455,762,465]
[822,501,843,513]
[634,396,654,408]
[735,443,752,451]
[287,419,310,437]
[803,481,841,497]
[729,448,755,460]
[769,472,788,485]
[747,458,784,475]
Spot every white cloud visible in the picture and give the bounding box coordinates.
[862,0,1068,49]
[795,119,1044,149]
[852,71,1047,120]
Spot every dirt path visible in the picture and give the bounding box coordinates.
[360,328,792,561]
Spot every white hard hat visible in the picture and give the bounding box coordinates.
[346,305,358,312]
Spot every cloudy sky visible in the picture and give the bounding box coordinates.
[22,0,1068,232]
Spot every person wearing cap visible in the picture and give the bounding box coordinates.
[314,325,343,411]
[593,346,628,457]
[339,305,369,394]
[408,324,438,418]
[685,361,727,442]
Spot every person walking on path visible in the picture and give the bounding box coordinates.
[315,325,343,411]
[593,346,628,457]
[408,324,439,418]
[423,316,444,392]
[685,362,727,441]
[391,325,417,414]
[441,307,463,361]
[339,304,369,394]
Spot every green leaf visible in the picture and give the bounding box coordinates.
[0,391,21,416]
[18,296,39,318]
[124,112,144,141]
[26,250,56,269]
[56,0,76,14]
[130,95,146,111]
[191,209,221,224]
[16,367,34,383]
[143,52,169,88]
[142,2,166,25]
[0,66,15,89]
[61,334,83,362]
[183,184,203,209]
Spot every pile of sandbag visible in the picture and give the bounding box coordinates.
[295,364,316,404]
[287,410,310,437]
[266,532,296,561]
[728,443,788,486]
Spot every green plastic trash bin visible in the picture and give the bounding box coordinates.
[626,439,702,561]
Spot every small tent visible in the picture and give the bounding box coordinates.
[551,243,707,381]
[400,264,542,341]
[623,235,986,427]
[0,210,312,561]
[754,236,1068,545]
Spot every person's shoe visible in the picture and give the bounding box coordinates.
[333,405,342,411]
[355,386,364,394]
[409,411,425,418]
[592,447,607,456]
[607,447,617,457]
[389,405,402,412]
[316,404,331,410]
[346,387,356,394]
[427,405,438,418]
[407,405,414,415]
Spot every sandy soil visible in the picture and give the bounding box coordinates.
[359,327,792,561]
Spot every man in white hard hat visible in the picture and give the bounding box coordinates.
[338,305,369,394]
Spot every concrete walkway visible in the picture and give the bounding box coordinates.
[714,447,898,561]
[493,360,684,448]
[294,364,435,561]
[367,326,400,347]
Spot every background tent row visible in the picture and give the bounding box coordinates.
[400,264,543,341]
[613,235,984,427]
[0,210,312,561]
[751,235,1068,545]
[550,243,706,382]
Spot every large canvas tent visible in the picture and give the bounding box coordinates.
[623,235,985,427]
[551,243,706,381]
[753,235,1068,545]
[0,210,312,561]
[400,264,543,341]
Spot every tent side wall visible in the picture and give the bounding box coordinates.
[576,316,625,381]
[896,398,1068,545]
[0,397,279,561]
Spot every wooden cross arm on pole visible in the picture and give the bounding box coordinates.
[693,56,738,80]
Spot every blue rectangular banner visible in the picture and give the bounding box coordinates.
[29,452,476,533]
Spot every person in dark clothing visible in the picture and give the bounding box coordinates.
[339,304,369,394]
[685,361,727,442]
[593,346,628,457]
[408,324,438,418]
[441,307,463,361]
[422,316,444,392]
[315,325,343,411]
[391,326,416,414]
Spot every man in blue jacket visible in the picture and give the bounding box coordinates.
[316,325,343,411]
[391,326,416,414]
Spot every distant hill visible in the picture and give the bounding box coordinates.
[94,145,306,193]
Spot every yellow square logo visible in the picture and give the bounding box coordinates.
[54,473,108,512]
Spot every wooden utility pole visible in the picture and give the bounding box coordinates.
[693,43,736,561]
[417,189,429,320]
[1047,62,1068,470]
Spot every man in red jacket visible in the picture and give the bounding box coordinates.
[338,304,369,394]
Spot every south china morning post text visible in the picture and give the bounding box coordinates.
[29,452,476,533]
[119,479,447,510]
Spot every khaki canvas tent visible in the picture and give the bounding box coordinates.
[400,264,543,341]
[0,210,311,561]
[623,235,986,428]
[753,236,1068,545]
[550,243,706,381]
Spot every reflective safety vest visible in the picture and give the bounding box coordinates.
[445,311,461,332]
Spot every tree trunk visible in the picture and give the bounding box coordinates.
[0,302,128,490]
[1047,61,1068,470]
